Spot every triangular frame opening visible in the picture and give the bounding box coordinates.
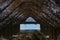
[25,17,36,22]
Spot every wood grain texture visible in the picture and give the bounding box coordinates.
[0,0,60,40]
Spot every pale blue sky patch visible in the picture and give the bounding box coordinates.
[20,17,40,31]
[20,24,40,30]
[25,17,36,22]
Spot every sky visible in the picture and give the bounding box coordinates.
[20,17,40,30]
[20,24,40,30]
[25,17,36,22]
